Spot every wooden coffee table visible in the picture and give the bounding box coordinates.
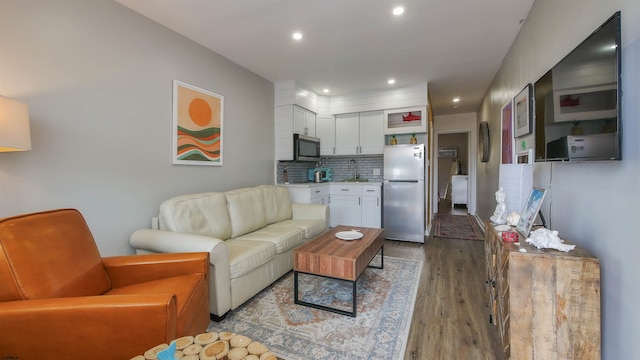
[293,226,384,317]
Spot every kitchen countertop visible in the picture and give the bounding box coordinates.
[279,181,382,187]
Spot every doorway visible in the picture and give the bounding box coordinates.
[434,131,471,215]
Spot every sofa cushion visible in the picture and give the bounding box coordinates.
[225,239,276,279]
[236,226,304,254]
[268,219,327,240]
[225,188,268,238]
[159,192,232,240]
[257,185,293,224]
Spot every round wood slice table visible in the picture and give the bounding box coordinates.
[131,331,277,360]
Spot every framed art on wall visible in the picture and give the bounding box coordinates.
[501,99,513,164]
[514,84,533,138]
[173,80,223,166]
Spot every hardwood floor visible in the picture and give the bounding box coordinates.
[384,199,503,360]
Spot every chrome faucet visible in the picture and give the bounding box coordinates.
[349,159,358,180]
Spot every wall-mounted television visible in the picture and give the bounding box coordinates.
[534,12,621,161]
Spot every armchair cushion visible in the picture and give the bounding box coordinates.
[0,208,110,301]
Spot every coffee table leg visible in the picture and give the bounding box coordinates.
[368,245,384,270]
[294,271,299,304]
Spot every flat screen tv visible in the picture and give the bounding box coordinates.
[534,12,621,161]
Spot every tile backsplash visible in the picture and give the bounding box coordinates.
[277,155,384,183]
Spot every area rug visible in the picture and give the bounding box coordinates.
[433,213,484,240]
[208,256,422,360]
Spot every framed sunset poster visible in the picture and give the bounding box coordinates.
[173,80,223,166]
[501,99,513,164]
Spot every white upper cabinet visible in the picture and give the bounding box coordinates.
[316,114,335,155]
[335,113,360,155]
[335,111,383,155]
[293,105,316,136]
[383,106,427,135]
[358,111,384,154]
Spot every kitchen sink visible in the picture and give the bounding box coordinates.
[342,178,368,182]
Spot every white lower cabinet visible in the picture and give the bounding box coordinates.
[330,183,381,228]
[285,183,381,228]
[285,184,329,205]
[361,185,382,228]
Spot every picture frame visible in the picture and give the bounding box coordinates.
[500,99,513,164]
[514,84,533,138]
[173,80,223,166]
[516,187,547,237]
[516,149,534,164]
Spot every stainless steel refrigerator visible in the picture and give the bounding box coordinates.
[383,144,425,243]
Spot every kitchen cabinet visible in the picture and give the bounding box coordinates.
[275,105,317,160]
[330,184,361,227]
[383,106,427,135]
[334,111,384,155]
[284,184,329,205]
[315,114,335,156]
[484,223,600,360]
[329,183,382,227]
[361,185,381,228]
[294,105,316,136]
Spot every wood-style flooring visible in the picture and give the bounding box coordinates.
[384,199,503,360]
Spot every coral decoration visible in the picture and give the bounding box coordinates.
[402,112,421,121]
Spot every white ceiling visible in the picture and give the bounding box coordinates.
[115,0,534,115]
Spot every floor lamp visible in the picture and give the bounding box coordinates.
[0,96,31,152]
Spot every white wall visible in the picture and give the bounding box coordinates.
[433,112,477,215]
[0,0,275,256]
[477,0,640,358]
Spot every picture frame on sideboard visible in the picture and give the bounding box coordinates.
[516,187,546,237]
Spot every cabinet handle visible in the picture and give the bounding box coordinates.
[341,189,349,191]
[314,190,321,193]
[377,198,379,206]
[359,197,361,206]
[366,189,375,192]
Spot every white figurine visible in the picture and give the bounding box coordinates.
[490,187,507,225]
[526,228,575,252]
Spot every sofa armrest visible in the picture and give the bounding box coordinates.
[103,252,209,289]
[292,202,329,224]
[0,295,178,359]
[129,229,231,316]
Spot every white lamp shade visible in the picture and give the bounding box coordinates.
[0,96,32,152]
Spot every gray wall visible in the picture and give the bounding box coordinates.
[477,0,640,358]
[0,0,275,256]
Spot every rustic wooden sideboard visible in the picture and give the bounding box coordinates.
[484,223,601,360]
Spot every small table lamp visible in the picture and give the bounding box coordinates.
[0,96,31,152]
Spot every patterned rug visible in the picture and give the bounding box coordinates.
[208,256,422,360]
[433,213,484,240]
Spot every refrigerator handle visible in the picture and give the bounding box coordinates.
[413,151,422,159]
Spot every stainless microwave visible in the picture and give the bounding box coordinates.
[293,134,320,162]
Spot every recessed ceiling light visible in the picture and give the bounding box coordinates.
[453,97,460,103]
[392,6,405,16]
[387,78,396,85]
[323,88,330,93]
[292,32,303,40]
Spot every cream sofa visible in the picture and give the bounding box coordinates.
[129,185,329,319]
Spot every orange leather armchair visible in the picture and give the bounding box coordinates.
[0,209,210,359]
